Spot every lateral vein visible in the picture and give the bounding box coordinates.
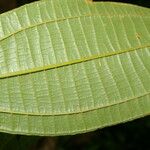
[0,91,149,116]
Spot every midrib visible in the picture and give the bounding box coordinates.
[0,45,149,79]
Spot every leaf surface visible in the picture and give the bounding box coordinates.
[0,0,150,136]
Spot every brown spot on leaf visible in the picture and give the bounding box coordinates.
[136,33,141,39]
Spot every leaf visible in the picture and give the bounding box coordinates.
[0,0,150,136]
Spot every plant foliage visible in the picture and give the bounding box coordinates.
[0,0,149,136]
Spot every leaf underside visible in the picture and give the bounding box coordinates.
[0,0,150,136]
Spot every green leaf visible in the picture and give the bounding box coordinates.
[0,0,150,136]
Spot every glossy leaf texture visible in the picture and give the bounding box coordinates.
[0,0,150,136]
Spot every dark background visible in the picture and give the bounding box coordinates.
[0,0,150,150]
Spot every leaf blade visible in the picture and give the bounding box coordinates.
[0,0,150,136]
